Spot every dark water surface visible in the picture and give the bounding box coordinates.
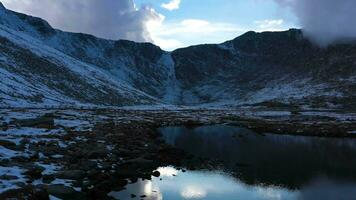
[109,125,356,200]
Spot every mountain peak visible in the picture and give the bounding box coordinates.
[0,2,8,17]
[0,2,5,10]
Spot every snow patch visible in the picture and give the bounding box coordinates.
[0,127,64,136]
[0,166,26,193]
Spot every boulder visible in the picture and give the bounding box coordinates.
[55,170,84,180]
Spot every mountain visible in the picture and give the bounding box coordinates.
[173,30,356,109]
[0,3,355,109]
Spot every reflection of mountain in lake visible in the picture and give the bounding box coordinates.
[159,125,356,189]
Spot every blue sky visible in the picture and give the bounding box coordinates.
[135,0,299,50]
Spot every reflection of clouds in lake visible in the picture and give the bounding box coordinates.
[256,187,285,200]
[144,181,153,196]
[181,186,207,199]
[110,174,356,200]
[153,169,246,199]
[109,179,163,200]
[157,166,179,177]
[110,167,300,200]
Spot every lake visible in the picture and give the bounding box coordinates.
[109,125,356,200]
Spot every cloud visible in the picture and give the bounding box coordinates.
[1,0,163,42]
[254,19,284,31]
[161,0,181,11]
[273,0,356,46]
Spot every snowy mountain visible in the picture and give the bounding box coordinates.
[0,4,159,107]
[0,3,355,109]
[172,30,356,109]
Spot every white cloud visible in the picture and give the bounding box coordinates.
[273,0,356,46]
[1,0,163,42]
[180,19,210,29]
[161,0,181,11]
[254,19,284,31]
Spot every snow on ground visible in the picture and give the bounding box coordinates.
[0,145,18,159]
[35,162,61,175]
[243,78,343,105]
[49,195,62,200]
[301,111,356,121]
[0,127,65,136]
[54,119,92,131]
[0,109,48,123]
[0,135,22,145]
[252,111,292,117]
[0,166,26,193]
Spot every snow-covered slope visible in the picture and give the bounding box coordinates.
[0,4,158,107]
[172,30,356,109]
[0,3,355,109]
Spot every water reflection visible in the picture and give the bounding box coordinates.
[159,125,356,189]
[110,125,356,199]
[109,167,298,200]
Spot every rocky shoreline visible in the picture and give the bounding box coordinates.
[0,108,355,199]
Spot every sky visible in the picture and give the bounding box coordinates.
[2,0,355,51]
[141,0,298,50]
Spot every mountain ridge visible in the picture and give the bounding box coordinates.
[0,3,355,109]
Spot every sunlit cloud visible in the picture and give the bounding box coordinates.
[1,0,162,42]
[157,166,180,177]
[161,0,181,11]
[181,186,207,199]
[254,19,284,31]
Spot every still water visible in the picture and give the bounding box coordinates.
[109,125,356,200]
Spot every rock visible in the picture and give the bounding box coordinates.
[24,166,44,179]
[11,114,55,129]
[82,179,93,190]
[45,185,78,198]
[87,149,108,159]
[32,187,50,200]
[1,122,8,131]
[29,152,40,161]
[130,177,138,183]
[125,157,153,164]
[79,160,97,171]
[131,194,137,198]
[0,175,18,180]
[87,169,99,177]
[55,170,84,180]
[152,171,160,177]
[117,179,128,188]
[0,140,17,150]
[20,138,31,146]
[114,148,131,156]
[87,187,107,199]
[42,175,55,184]
[14,182,26,187]
[100,162,112,170]
[114,169,140,179]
